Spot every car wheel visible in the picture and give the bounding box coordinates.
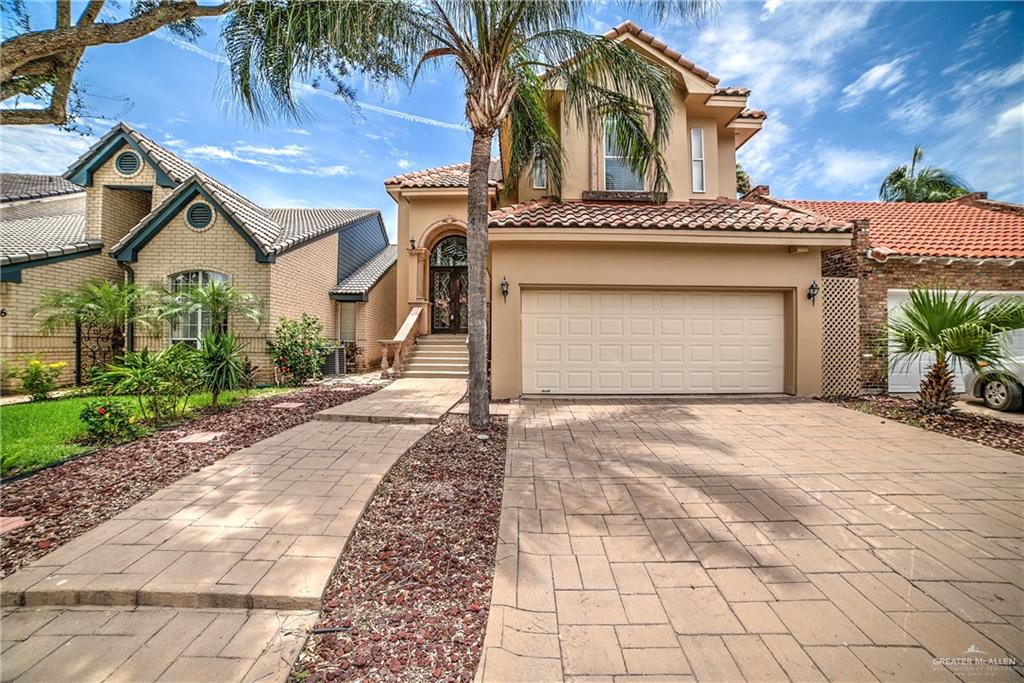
[983,379,1024,412]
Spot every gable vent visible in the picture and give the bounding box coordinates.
[187,203,213,230]
[115,151,141,176]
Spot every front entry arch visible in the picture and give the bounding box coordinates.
[429,235,468,333]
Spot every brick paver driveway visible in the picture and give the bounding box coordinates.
[478,397,1023,682]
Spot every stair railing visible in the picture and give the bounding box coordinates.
[380,305,424,379]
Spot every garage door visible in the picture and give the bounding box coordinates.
[522,289,785,394]
[887,289,1024,393]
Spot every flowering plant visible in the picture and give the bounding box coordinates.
[79,399,147,444]
[267,314,336,385]
[17,357,66,401]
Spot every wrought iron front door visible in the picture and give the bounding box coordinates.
[430,267,468,333]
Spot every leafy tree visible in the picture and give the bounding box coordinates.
[1,0,237,128]
[879,145,970,203]
[887,288,1024,414]
[224,0,713,428]
[736,162,752,197]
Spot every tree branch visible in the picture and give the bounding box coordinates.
[77,0,107,27]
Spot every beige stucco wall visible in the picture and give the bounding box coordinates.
[0,252,121,389]
[130,197,274,379]
[488,238,825,399]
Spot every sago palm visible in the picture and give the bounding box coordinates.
[223,0,713,428]
[888,288,1024,413]
[879,145,969,203]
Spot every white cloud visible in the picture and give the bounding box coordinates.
[737,115,791,188]
[959,10,1013,54]
[969,60,1024,93]
[0,126,96,175]
[396,158,413,169]
[286,128,310,136]
[183,143,350,176]
[790,147,898,195]
[761,0,782,18]
[886,94,938,134]
[840,56,909,110]
[991,101,1024,138]
[233,144,307,157]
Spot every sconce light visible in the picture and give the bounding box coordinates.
[807,280,820,306]
[500,276,510,303]
[409,238,416,250]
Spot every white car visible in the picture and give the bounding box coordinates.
[964,360,1024,411]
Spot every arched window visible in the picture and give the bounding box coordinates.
[430,235,468,266]
[169,270,228,347]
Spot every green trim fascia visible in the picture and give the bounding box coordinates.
[1,248,103,283]
[329,292,369,302]
[113,182,275,264]
[65,133,175,188]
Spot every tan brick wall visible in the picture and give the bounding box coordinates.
[86,153,161,246]
[130,196,274,381]
[0,252,122,390]
[269,234,338,333]
[354,265,397,371]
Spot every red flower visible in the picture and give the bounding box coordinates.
[303,349,310,356]
[278,356,286,363]
[96,407,106,415]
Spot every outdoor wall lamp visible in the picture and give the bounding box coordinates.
[409,238,416,250]
[807,280,820,306]
[500,276,510,303]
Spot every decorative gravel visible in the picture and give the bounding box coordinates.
[0,385,379,578]
[291,415,508,683]
[824,395,1024,454]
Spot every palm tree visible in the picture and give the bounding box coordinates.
[35,279,153,368]
[223,0,713,428]
[887,288,1024,414]
[879,145,970,203]
[159,279,265,341]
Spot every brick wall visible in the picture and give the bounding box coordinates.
[269,233,338,333]
[130,197,274,380]
[86,155,162,245]
[0,252,122,390]
[827,220,1024,391]
[354,265,398,371]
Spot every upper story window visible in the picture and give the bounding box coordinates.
[604,120,644,191]
[532,158,548,190]
[169,270,228,348]
[115,150,141,177]
[690,128,705,193]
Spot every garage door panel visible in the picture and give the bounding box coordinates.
[522,289,784,395]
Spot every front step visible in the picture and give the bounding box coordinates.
[404,369,469,379]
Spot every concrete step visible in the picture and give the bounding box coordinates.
[409,355,469,363]
[417,337,468,345]
[403,369,469,378]
[405,362,469,372]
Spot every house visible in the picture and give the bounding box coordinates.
[746,187,1024,394]
[0,123,396,388]
[386,21,854,399]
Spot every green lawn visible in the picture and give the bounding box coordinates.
[1,386,295,478]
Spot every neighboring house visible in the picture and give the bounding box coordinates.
[0,123,396,389]
[747,187,1024,394]
[387,21,854,399]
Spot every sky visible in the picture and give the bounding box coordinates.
[2,1,1022,240]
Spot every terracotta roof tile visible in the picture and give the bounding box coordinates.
[605,21,720,85]
[385,160,503,189]
[488,198,850,233]
[736,108,767,120]
[714,86,750,97]
[784,199,1024,259]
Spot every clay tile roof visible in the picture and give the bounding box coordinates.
[736,108,767,120]
[714,86,750,97]
[385,160,503,189]
[604,20,720,85]
[488,197,850,233]
[784,199,1024,259]
[332,245,398,296]
[1,173,83,203]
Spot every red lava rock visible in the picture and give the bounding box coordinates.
[0,385,378,578]
[290,415,507,682]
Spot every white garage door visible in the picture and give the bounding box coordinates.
[887,289,1024,393]
[522,289,785,394]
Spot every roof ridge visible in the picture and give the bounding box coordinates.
[604,20,720,86]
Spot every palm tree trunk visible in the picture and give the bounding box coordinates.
[918,355,956,414]
[466,129,493,430]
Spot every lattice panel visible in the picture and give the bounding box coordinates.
[822,277,861,396]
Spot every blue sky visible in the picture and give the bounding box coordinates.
[2,1,1022,239]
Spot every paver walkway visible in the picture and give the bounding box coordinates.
[317,377,465,424]
[1,418,432,682]
[478,397,1024,682]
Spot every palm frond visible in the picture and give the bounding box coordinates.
[505,64,564,196]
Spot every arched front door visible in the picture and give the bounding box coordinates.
[429,235,468,333]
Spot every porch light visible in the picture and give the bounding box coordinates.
[807,280,820,305]
[409,238,416,250]
[500,276,510,303]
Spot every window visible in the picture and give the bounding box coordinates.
[604,120,644,191]
[532,158,548,190]
[430,235,468,266]
[169,271,228,347]
[690,128,705,193]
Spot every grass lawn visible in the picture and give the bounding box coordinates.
[1,386,296,478]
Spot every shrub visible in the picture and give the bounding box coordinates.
[79,399,147,444]
[17,357,66,401]
[267,314,336,385]
[93,345,203,424]
[199,332,248,410]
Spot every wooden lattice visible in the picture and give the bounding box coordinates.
[822,277,861,396]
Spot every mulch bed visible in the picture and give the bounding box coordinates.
[0,385,378,578]
[824,395,1024,455]
[292,415,508,683]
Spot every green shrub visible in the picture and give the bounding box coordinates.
[93,345,202,424]
[79,399,147,444]
[16,357,66,401]
[199,332,248,410]
[267,314,336,385]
